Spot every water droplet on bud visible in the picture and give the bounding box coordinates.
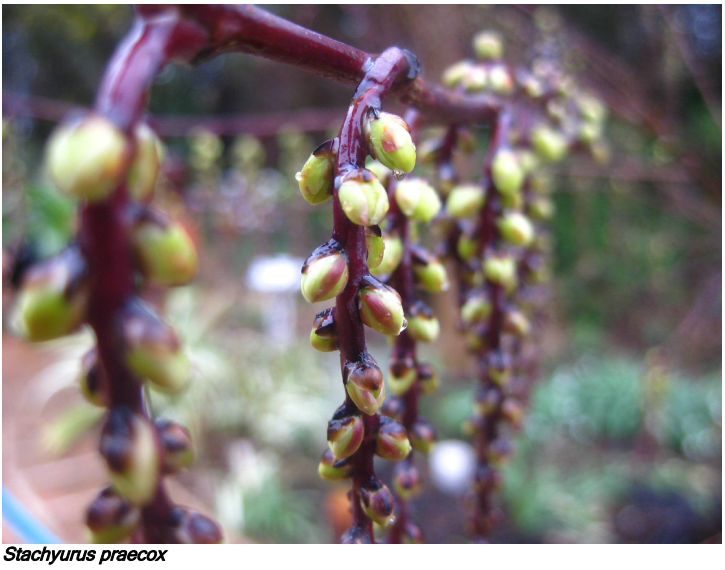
[393,170,405,181]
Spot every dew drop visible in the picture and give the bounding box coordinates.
[393,170,405,181]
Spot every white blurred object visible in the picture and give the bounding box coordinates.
[246,254,303,344]
[429,439,476,495]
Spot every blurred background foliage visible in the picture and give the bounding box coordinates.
[2,5,721,543]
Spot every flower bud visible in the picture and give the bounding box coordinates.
[16,246,89,342]
[389,357,417,396]
[309,307,338,352]
[341,525,372,544]
[487,437,512,465]
[473,465,503,493]
[100,408,159,505]
[488,64,514,94]
[121,299,191,393]
[491,150,524,197]
[360,478,395,527]
[474,385,503,416]
[370,232,403,276]
[381,395,404,422]
[344,355,386,415]
[168,507,224,544]
[461,291,492,325]
[365,112,416,173]
[579,122,602,144]
[132,214,198,286]
[457,231,478,261]
[365,158,391,185]
[485,349,512,386]
[375,416,411,461]
[461,65,488,92]
[393,462,422,500]
[78,348,106,407]
[358,276,406,336]
[300,240,349,303]
[46,115,128,201]
[412,251,449,293]
[529,196,554,221]
[406,302,439,343]
[394,178,441,222]
[417,363,440,395]
[497,211,535,247]
[296,140,335,205]
[446,184,485,218]
[473,31,503,60]
[579,95,607,124]
[442,60,473,88]
[318,449,353,481]
[401,522,424,544]
[365,226,385,269]
[409,418,436,453]
[501,398,524,428]
[156,419,195,474]
[483,253,517,292]
[86,486,141,544]
[503,307,530,338]
[338,169,389,226]
[127,123,163,202]
[327,404,364,460]
[531,125,568,162]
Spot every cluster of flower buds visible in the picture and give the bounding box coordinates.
[14,112,221,543]
[441,31,514,95]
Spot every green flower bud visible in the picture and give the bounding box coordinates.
[579,122,602,144]
[487,437,512,465]
[338,169,389,226]
[409,418,436,453]
[375,416,411,461]
[370,232,403,276]
[406,301,439,343]
[100,408,159,506]
[412,251,449,293]
[531,125,568,162]
[318,449,353,481]
[393,462,421,500]
[122,299,191,393]
[365,226,385,269]
[309,307,338,352]
[358,276,406,336]
[16,246,89,342]
[156,419,195,474]
[500,190,523,210]
[132,215,198,286]
[530,171,553,195]
[446,184,485,218]
[442,60,473,88]
[501,397,524,428]
[491,149,524,197]
[521,75,544,98]
[169,507,224,544]
[46,115,128,201]
[474,31,503,60]
[483,253,517,292]
[401,522,424,544]
[488,64,514,94]
[497,211,535,247]
[457,231,478,261]
[300,240,349,303]
[486,349,512,386]
[389,357,417,396]
[327,405,364,460]
[503,307,530,338]
[127,123,163,202]
[344,355,386,416]
[395,178,441,222]
[417,363,440,395]
[365,112,416,173]
[461,65,488,92]
[86,486,141,544]
[461,292,492,324]
[365,158,391,186]
[360,478,395,527]
[579,95,607,124]
[78,348,106,407]
[296,139,335,205]
[529,196,554,221]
